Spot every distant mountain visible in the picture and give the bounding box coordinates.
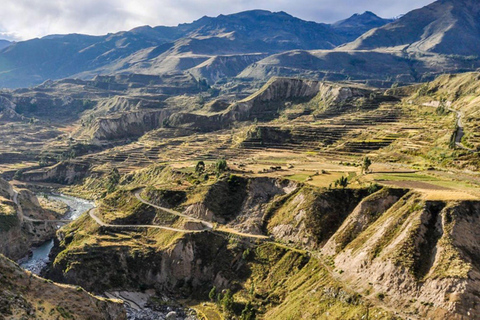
[0,10,390,88]
[332,11,394,40]
[0,40,10,51]
[342,0,480,56]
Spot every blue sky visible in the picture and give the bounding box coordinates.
[0,0,434,40]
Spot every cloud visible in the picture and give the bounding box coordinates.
[0,0,435,41]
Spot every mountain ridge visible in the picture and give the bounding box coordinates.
[342,0,480,55]
[0,9,392,88]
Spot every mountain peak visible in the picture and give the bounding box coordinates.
[342,0,480,56]
[332,11,393,36]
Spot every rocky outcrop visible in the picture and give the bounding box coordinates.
[0,254,126,319]
[0,96,23,122]
[226,77,320,121]
[322,188,408,255]
[169,77,325,132]
[21,161,90,185]
[83,109,171,143]
[315,192,480,319]
[233,178,298,233]
[0,178,61,260]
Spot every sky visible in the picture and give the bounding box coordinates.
[0,0,435,41]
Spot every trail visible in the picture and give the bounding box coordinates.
[448,107,475,152]
[12,190,70,224]
[134,189,269,239]
[134,190,213,230]
[88,208,206,233]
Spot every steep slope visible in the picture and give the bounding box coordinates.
[0,178,60,260]
[342,0,480,56]
[0,254,126,319]
[264,184,480,318]
[328,194,480,319]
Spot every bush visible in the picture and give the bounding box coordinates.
[216,159,228,175]
[209,286,217,302]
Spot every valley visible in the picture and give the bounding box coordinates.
[1,0,480,319]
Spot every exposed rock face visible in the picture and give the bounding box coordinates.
[266,187,372,249]
[22,161,90,185]
[0,254,126,319]
[182,176,298,233]
[87,109,171,142]
[169,77,324,132]
[0,96,23,122]
[322,188,408,255]
[0,178,60,260]
[308,190,480,319]
[233,178,298,234]
[48,231,244,295]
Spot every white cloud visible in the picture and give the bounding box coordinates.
[0,0,435,41]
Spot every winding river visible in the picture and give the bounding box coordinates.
[19,194,95,274]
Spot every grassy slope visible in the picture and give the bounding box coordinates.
[0,254,125,320]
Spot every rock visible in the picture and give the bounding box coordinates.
[166,311,177,320]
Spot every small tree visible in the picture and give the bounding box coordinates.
[215,158,228,175]
[362,157,372,174]
[208,286,217,302]
[334,176,349,189]
[221,289,234,315]
[240,301,255,320]
[195,161,205,174]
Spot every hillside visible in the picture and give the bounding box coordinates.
[0,254,125,319]
[342,0,480,56]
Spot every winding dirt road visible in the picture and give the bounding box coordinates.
[134,189,269,239]
[134,190,214,230]
[12,190,71,224]
[88,208,206,233]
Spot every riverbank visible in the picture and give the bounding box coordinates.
[19,193,94,274]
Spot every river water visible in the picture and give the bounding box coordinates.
[19,193,95,274]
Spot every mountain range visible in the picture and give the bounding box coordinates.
[0,0,478,88]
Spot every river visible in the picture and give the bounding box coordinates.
[19,193,95,274]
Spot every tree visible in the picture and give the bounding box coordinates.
[195,161,205,174]
[240,301,255,320]
[221,289,234,315]
[362,157,372,174]
[215,159,228,175]
[334,176,349,189]
[208,286,217,302]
